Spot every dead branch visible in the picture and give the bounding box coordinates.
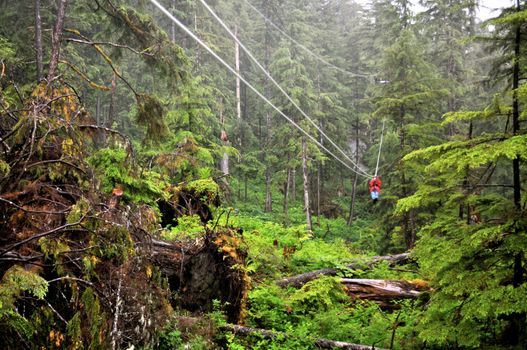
[0,196,70,215]
[276,253,410,288]
[65,37,155,58]
[0,215,86,257]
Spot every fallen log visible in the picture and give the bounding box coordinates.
[223,324,389,350]
[342,278,429,305]
[276,253,410,288]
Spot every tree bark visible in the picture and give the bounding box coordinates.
[348,117,360,225]
[219,99,229,176]
[283,165,291,224]
[235,25,242,149]
[35,0,43,82]
[276,253,410,288]
[342,278,426,302]
[511,0,524,344]
[302,137,312,231]
[170,0,176,42]
[46,0,68,86]
[263,2,273,213]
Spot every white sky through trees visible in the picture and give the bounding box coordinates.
[353,0,515,21]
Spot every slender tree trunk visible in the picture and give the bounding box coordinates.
[35,0,43,82]
[107,73,117,128]
[219,99,229,176]
[283,166,290,225]
[302,137,312,231]
[171,0,176,42]
[348,117,360,225]
[316,73,322,227]
[510,1,524,344]
[317,162,321,227]
[46,0,68,86]
[235,25,242,149]
[291,168,296,202]
[263,3,272,213]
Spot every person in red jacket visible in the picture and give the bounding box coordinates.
[369,176,382,203]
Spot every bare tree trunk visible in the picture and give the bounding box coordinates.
[511,1,524,344]
[302,137,312,231]
[46,0,68,86]
[107,73,117,128]
[276,253,410,288]
[263,3,272,213]
[317,162,321,227]
[291,168,296,202]
[35,0,43,82]
[111,271,123,350]
[283,166,291,224]
[348,118,360,225]
[265,168,273,212]
[171,0,176,42]
[235,25,242,149]
[219,98,229,176]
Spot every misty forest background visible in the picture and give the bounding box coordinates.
[0,0,526,349]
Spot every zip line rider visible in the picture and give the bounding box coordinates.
[369,176,382,203]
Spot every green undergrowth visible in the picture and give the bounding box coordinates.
[208,204,422,349]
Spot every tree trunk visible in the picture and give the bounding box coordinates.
[342,278,427,305]
[107,73,117,128]
[276,253,410,288]
[283,166,290,224]
[348,117,360,225]
[170,0,176,42]
[302,137,312,231]
[235,25,242,149]
[263,2,272,213]
[511,1,524,344]
[265,168,273,212]
[291,168,296,202]
[219,99,229,176]
[34,0,43,82]
[46,0,68,86]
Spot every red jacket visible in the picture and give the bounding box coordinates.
[369,177,381,192]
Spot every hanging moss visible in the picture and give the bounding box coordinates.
[136,93,169,143]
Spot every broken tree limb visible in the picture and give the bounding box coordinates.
[222,324,389,350]
[276,253,410,288]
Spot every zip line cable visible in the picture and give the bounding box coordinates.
[196,0,371,178]
[147,0,371,178]
[374,119,385,177]
[242,0,371,79]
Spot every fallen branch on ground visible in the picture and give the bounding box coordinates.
[276,253,410,288]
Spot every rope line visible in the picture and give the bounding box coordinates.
[197,0,371,177]
[242,0,371,78]
[374,119,385,177]
[147,0,371,178]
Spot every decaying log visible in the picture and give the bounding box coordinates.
[342,279,429,305]
[223,324,389,350]
[276,253,410,288]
